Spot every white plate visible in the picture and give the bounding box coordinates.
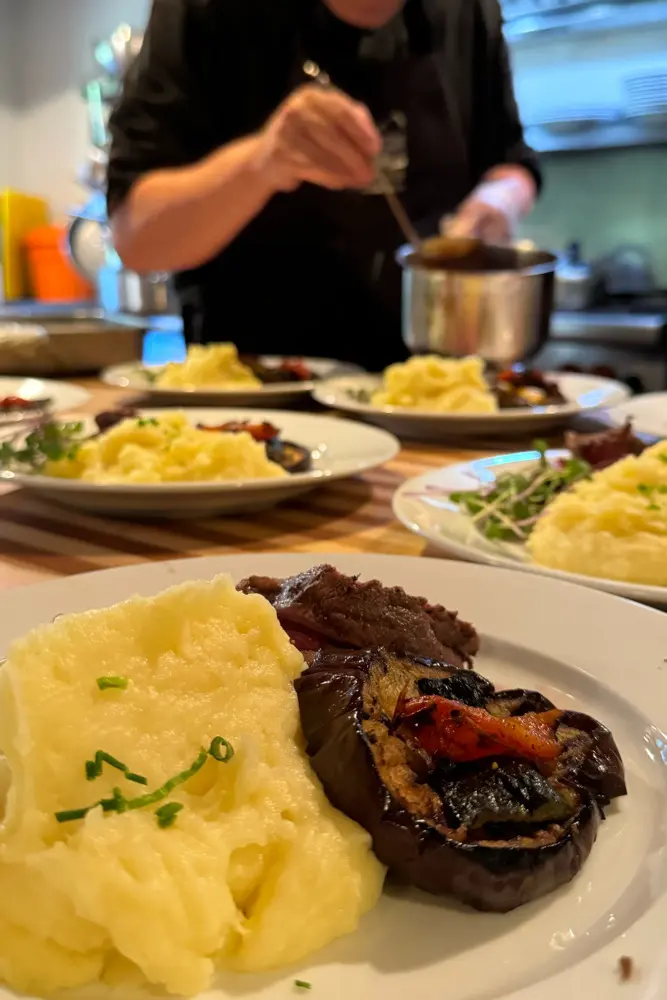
[0,376,90,422]
[2,408,399,517]
[0,552,665,1000]
[608,392,667,439]
[313,372,630,440]
[101,357,364,406]
[393,448,667,606]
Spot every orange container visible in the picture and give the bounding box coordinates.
[23,225,94,302]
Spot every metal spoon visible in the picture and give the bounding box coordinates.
[302,61,422,250]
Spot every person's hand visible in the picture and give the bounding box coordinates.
[445,168,537,245]
[257,85,382,193]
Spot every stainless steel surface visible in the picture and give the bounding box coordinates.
[0,316,144,376]
[533,341,667,393]
[554,242,596,311]
[551,310,667,346]
[598,245,657,297]
[97,266,178,317]
[398,243,557,365]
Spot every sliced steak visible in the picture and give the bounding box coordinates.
[565,421,645,470]
[238,564,479,667]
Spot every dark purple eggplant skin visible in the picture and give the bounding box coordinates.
[295,650,624,912]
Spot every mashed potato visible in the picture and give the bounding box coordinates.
[371,355,498,414]
[45,412,288,485]
[0,576,384,996]
[156,344,261,390]
[528,441,667,586]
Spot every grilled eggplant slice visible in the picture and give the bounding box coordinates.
[295,649,626,912]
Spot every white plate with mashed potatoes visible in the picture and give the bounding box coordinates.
[608,391,667,440]
[394,444,667,606]
[102,344,363,406]
[313,357,629,440]
[0,551,665,1000]
[1,408,399,517]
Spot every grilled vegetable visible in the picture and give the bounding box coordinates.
[295,649,625,912]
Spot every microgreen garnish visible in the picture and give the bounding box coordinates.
[85,750,148,786]
[136,417,159,428]
[155,802,184,828]
[294,981,313,991]
[96,676,128,691]
[56,737,234,825]
[0,421,86,472]
[450,441,592,542]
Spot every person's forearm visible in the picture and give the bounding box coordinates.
[111,135,277,273]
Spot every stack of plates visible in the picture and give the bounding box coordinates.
[625,71,667,127]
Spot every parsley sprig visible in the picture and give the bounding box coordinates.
[0,421,86,472]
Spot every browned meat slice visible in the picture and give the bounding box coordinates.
[238,564,479,667]
[565,421,645,470]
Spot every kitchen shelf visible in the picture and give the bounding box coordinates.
[505,0,667,42]
[527,120,667,152]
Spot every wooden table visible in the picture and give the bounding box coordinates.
[0,379,492,590]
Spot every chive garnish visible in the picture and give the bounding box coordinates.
[97,676,128,691]
[295,981,312,991]
[55,807,90,823]
[209,736,235,763]
[85,750,147,786]
[155,802,184,828]
[57,736,234,825]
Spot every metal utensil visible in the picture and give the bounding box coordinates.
[302,61,421,249]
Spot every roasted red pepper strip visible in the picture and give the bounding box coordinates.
[397,696,562,763]
[0,396,30,410]
[278,359,312,381]
[197,421,280,442]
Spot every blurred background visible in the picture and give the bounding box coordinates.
[0,0,665,382]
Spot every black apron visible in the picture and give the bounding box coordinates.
[181,0,473,371]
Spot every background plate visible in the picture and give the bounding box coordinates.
[313,372,630,440]
[393,450,667,606]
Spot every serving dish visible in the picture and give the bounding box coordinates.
[393,449,667,606]
[102,356,364,407]
[0,408,399,517]
[608,392,667,440]
[0,377,90,428]
[313,371,630,439]
[0,551,665,1000]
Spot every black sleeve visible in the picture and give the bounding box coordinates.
[471,0,542,192]
[107,0,219,215]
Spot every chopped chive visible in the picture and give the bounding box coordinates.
[209,736,235,763]
[85,750,147,787]
[56,736,233,824]
[55,807,91,823]
[126,772,149,786]
[125,749,208,811]
[294,981,312,991]
[96,676,128,691]
[155,802,184,828]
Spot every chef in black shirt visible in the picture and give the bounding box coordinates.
[108,0,541,369]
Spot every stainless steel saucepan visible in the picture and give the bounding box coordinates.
[398,241,557,366]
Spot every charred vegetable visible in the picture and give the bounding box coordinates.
[198,420,312,474]
[295,649,625,912]
[494,368,566,409]
[241,357,314,384]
